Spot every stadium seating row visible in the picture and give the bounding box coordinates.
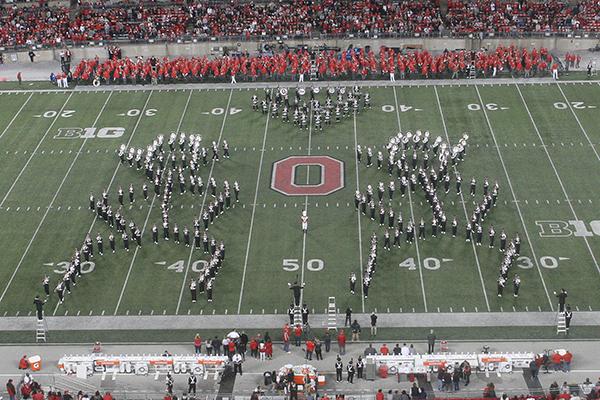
[1,0,599,47]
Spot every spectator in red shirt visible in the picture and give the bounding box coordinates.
[552,352,563,371]
[337,329,347,355]
[193,334,202,354]
[379,344,390,355]
[6,379,16,400]
[562,351,573,372]
[306,339,315,360]
[376,389,385,400]
[18,355,28,369]
[294,325,302,347]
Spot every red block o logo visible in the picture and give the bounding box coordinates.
[271,156,345,196]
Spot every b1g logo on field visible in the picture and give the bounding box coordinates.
[271,155,344,196]
[536,220,600,237]
[54,127,125,139]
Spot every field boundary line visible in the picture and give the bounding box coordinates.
[352,113,366,312]
[0,92,73,209]
[516,84,600,276]
[556,83,600,162]
[54,90,154,316]
[392,86,428,312]
[433,86,491,312]
[0,93,33,141]
[474,85,554,311]
[174,89,233,314]
[113,89,195,316]
[236,91,272,314]
[0,92,111,306]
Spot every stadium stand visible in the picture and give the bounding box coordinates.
[0,0,599,47]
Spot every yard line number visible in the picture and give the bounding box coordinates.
[515,256,568,269]
[398,257,452,271]
[381,105,421,112]
[553,102,596,110]
[282,258,324,272]
[36,110,76,118]
[45,261,95,274]
[467,103,508,111]
[158,260,209,273]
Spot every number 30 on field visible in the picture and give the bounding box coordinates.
[283,258,324,271]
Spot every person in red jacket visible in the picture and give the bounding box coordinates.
[103,392,113,400]
[337,329,346,355]
[551,352,562,371]
[249,338,258,358]
[306,339,315,360]
[376,389,385,400]
[18,355,28,370]
[193,334,202,354]
[562,351,572,372]
[379,344,390,355]
[294,325,302,347]
[265,340,273,359]
[6,379,16,400]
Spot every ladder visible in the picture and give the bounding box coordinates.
[293,305,303,327]
[327,297,337,331]
[36,318,48,342]
[556,312,567,334]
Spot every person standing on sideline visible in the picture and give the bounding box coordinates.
[351,320,361,341]
[565,306,573,333]
[17,72,22,85]
[324,330,331,353]
[337,329,347,355]
[232,352,243,375]
[33,295,45,320]
[356,356,364,379]
[187,373,197,394]
[193,334,202,354]
[370,312,378,336]
[554,289,568,312]
[427,329,436,354]
[335,357,343,382]
[347,359,355,383]
[28,50,35,62]
[282,323,291,353]
[344,307,352,326]
[6,379,16,400]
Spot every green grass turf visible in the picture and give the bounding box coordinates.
[0,83,599,320]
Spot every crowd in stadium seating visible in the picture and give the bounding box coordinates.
[1,0,599,47]
[71,45,556,84]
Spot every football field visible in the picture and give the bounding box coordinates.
[0,81,599,321]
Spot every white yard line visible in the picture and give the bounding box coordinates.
[556,83,600,163]
[174,89,233,314]
[0,92,112,306]
[0,93,33,141]
[474,85,554,311]
[53,90,154,316]
[392,86,428,312]
[516,84,600,276]
[352,113,366,313]
[236,92,272,314]
[113,89,195,316]
[298,103,314,310]
[0,92,74,209]
[433,86,491,312]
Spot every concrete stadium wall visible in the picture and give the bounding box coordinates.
[3,36,598,64]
